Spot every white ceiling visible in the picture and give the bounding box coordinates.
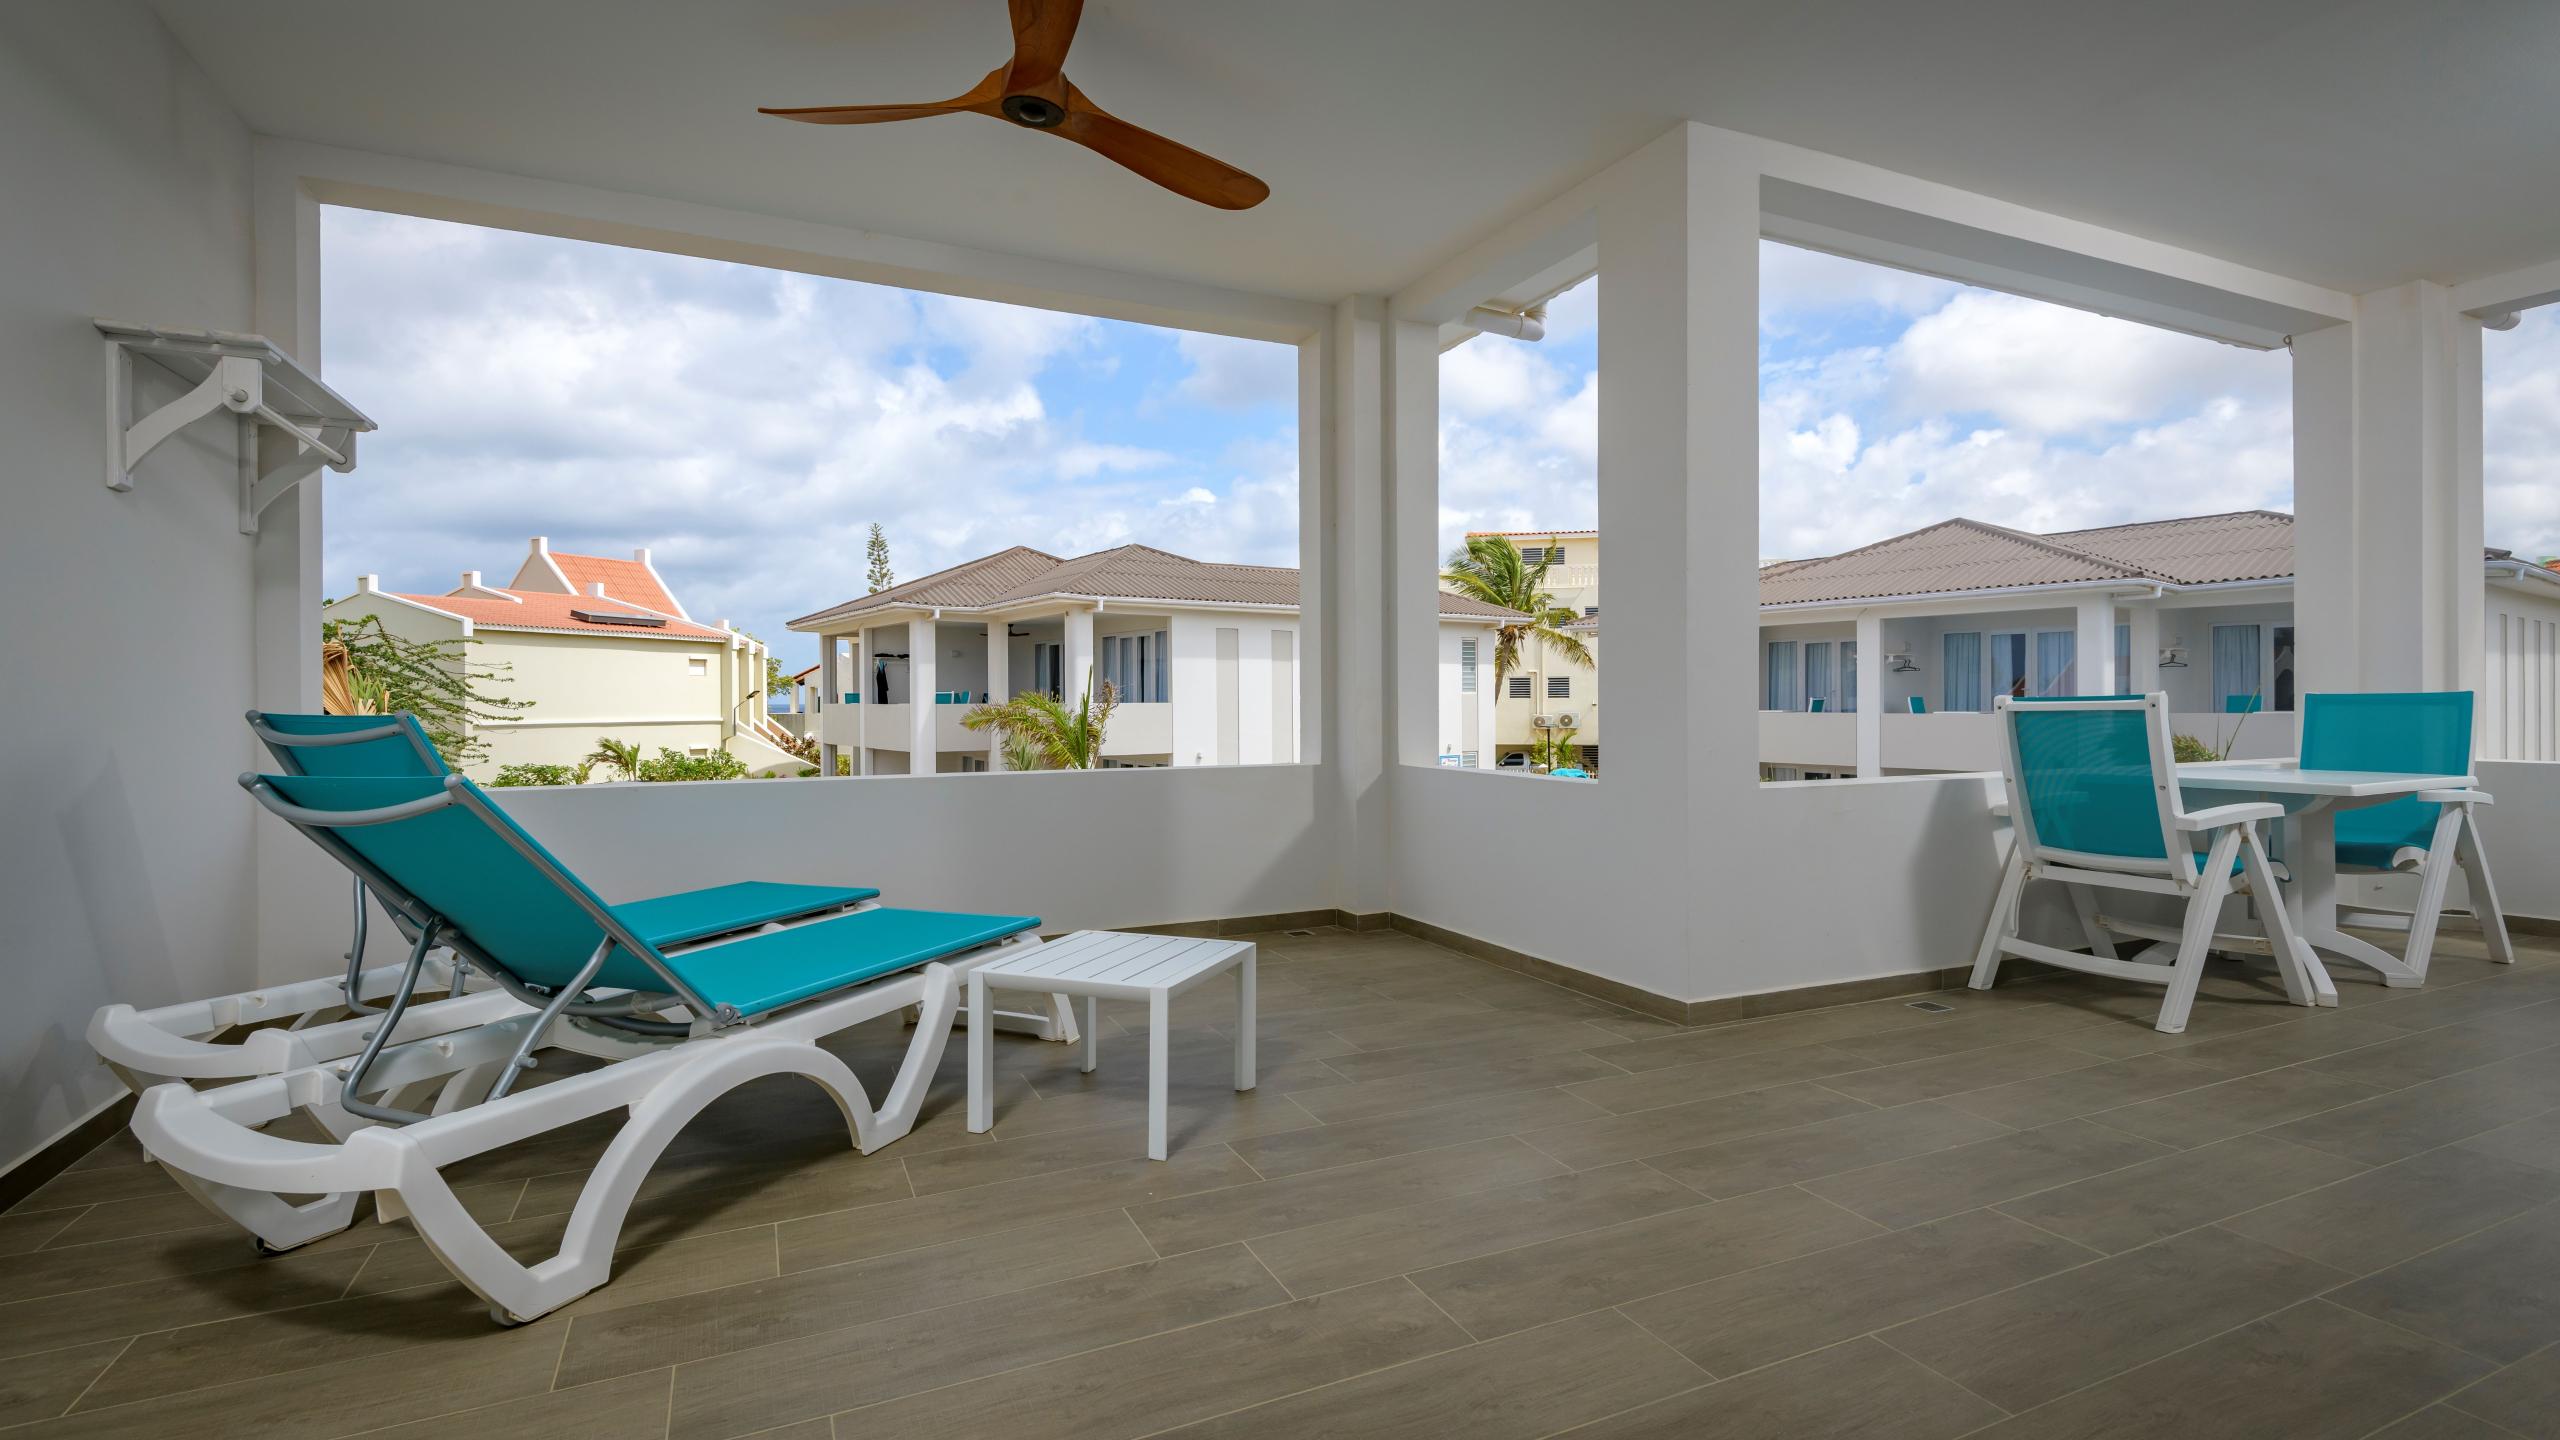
[151,0,2560,303]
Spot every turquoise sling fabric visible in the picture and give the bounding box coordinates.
[259,773,1027,1012]
[255,712,446,777]
[2302,692,2472,870]
[2011,707,2168,861]
[614,881,878,945]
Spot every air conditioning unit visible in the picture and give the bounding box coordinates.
[1531,714,1555,729]
[1553,711,1580,728]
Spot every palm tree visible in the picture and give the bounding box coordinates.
[585,737,644,782]
[1441,536,1592,686]
[1527,725,1580,772]
[961,670,1118,769]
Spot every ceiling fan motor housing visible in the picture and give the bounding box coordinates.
[1000,93,1065,128]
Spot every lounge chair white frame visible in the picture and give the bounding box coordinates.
[136,925,1044,1322]
[1972,694,2316,1034]
[2334,788,2514,978]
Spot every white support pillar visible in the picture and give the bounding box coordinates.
[849,634,867,775]
[2293,284,2486,705]
[2075,594,2116,695]
[907,616,937,770]
[983,620,1009,770]
[1473,631,1499,767]
[1062,607,1096,708]
[1854,611,1884,776]
[817,635,841,777]
[2127,602,2162,698]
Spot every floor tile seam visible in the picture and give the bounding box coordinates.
[1565,1051,1901,1117]
[1138,1144,1588,1257]
[2209,1135,2560,1270]
[2303,1294,2516,1369]
[2074,1062,2398,1149]
[41,1333,138,1425]
[2302,1034,2560,1094]
[1866,1329,2018,1418]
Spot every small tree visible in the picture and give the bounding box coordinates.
[1441,536,1593,688]
[491,761,588,788]
[866,523,895,594]
[634,747,750,782]
[322,612,531,769]
[961,670,1117,769]
[586,737,644,781]
[1527,725,1581,772]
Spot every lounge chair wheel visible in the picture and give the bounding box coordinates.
[252,1235,301,1257]
[488,1304,527,1328]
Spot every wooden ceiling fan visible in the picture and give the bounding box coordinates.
[760,0,1269,211]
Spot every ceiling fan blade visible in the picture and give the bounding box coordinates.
[1054,84,1269,210]
[1005,0,1084,91]
[761,67,1006,125]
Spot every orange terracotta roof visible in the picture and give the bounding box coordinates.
[388,589,729,640]
[547,550,682,616]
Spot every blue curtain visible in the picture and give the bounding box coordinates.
[2036,631,2077,696]
[1943,632,1983,712]
[1803,643,1833,711]
[1765,641,1799,711]
[2213,625,2261,708]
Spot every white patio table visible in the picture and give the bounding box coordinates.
[2176,761,2479,1003]
[965,930,1256,1160]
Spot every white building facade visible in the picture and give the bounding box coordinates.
[1756,512,2560,779]
[793,544,1518,774]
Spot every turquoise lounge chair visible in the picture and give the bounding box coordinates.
[135,767,1062,1322]
[1906,696,1927,714]
[2302,692,2511,976]
[1971,695,2314,1033]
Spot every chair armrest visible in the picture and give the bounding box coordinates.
[2417,788,2490,806]
[2176,802,2284,831]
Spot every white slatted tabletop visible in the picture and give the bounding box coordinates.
[966,931,1257,1159]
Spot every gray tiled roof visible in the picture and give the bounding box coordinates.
[1759,509,2323,606]
[794,543,1528,629]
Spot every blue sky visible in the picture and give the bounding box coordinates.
[322,209,2559,657]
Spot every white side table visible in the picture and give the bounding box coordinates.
[966,931,1257,1160]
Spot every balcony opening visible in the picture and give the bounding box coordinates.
[1755,240,2295,781]
[317,206,1299,783]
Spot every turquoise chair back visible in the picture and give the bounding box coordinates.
[255,772,675,996]
[2001,697,2172,865]
[1807,697,1825,713]
[2302,692,2473,859]
[2225,695,2262,714]
[1907,697,1927,714]
[249,711,446,777]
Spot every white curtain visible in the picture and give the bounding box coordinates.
[1944,632,1984,711]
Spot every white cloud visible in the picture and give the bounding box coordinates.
[1889,291,2288,434]
[318,208,1296,653]
[1171,331,1296,411]
[2486,306,2560,562]
[1762,243,1960,324]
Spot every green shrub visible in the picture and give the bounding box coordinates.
[2171,733,2220,764]
[491,762,588,788]
[634,747,750,782]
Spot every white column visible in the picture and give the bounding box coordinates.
[984,620,1009,770]
[1473,630,1498,767]
[1854,611,1884,776]
[817,634,841,776]
[907,616,936,770]
[1062,607,1096,707]
[2293,285,2486,704]
[849,634,867,775]
[2127,602,2162,698]
[2075,594,2116,695]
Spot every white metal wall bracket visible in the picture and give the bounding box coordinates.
[97,320,377,534]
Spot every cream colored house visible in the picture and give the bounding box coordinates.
[324,537,801,779]
[793,543,1522,773]
[1464,529,1602,771]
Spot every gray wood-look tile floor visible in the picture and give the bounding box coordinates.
[7,926,2560,1439]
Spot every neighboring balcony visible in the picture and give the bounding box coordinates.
[1759,707,2299,775]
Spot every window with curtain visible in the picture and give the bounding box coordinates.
[1152,630,1169,702]
[1765,640,1799,711]
[2115,624,2131,695]
[1803,642,1833,712]
[2213,624,2262,707]
[1989,632,2030,702]
[1842,640,1858,712]
[2035,631,2077,696]
[1944,632,1983,711]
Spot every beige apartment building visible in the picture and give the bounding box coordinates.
[325,537,801,779]
[1464,529,1603,771]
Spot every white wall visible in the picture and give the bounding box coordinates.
[493,765,1332,932]
[0,2,259,1172]
[2486,586,2560,761]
